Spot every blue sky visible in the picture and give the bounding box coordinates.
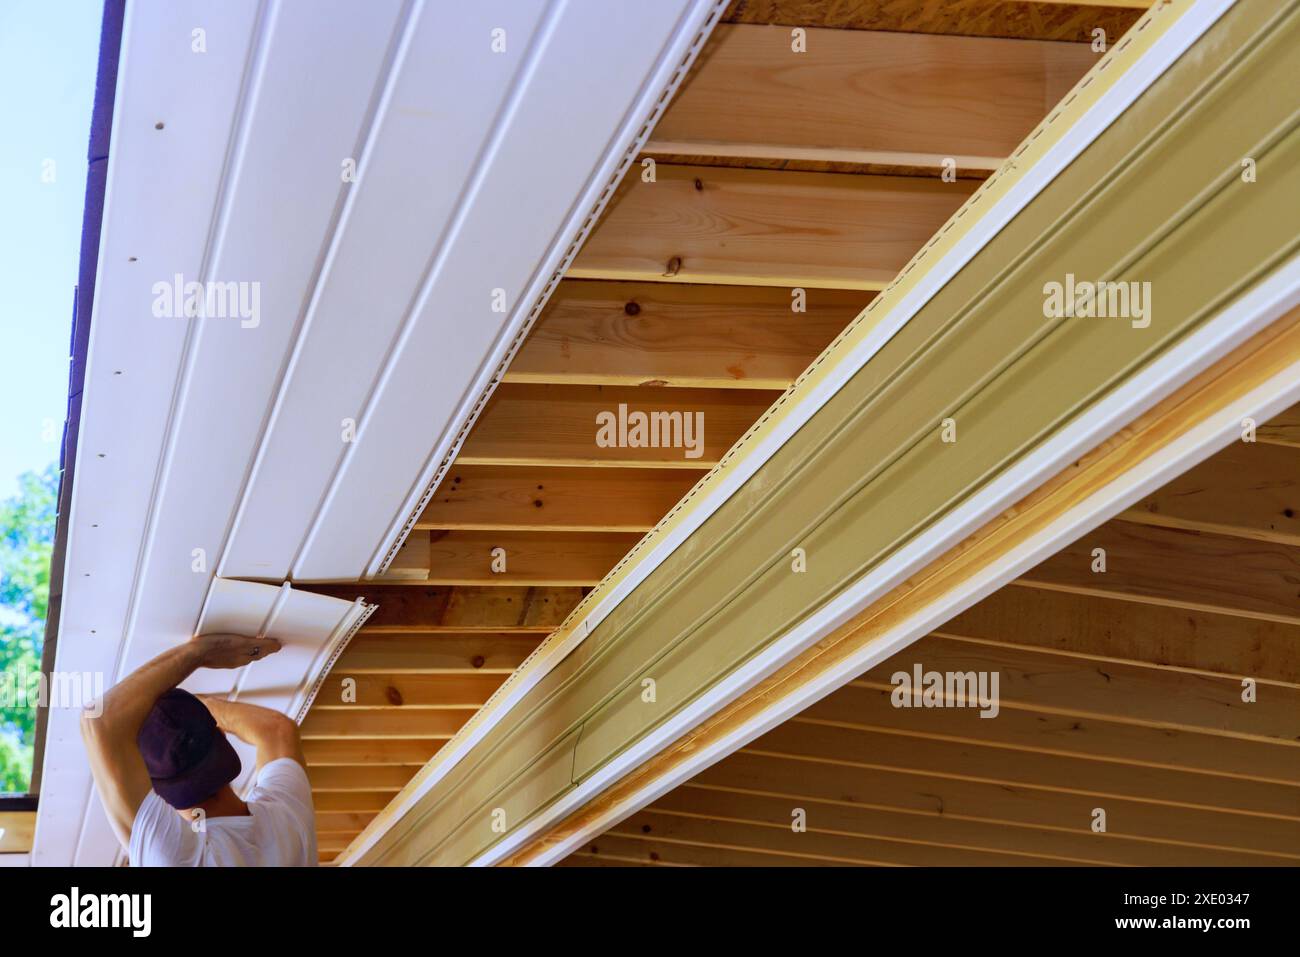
[0,1,103,500]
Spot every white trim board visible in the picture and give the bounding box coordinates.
[337,0,1233,867]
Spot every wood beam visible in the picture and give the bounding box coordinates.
[303,739,447,766]
[300,584,585,630]
[648,24,1095,172]
[505,281,867,390]
[316,812,378,832]
[458,383,777,468]
[334,633,542,674]
[308,765,419,791]
[300,709,478,740]
[1020,519,1300,623]
[568,165,975,290]
[313,792,397,813]
[411,530,642,586]
[313,673,507,709]
[416,465,700,533]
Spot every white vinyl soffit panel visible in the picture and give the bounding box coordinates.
[225,0,722,582]
[36,0,719,866]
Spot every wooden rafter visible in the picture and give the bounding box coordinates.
[569,165,976,289]
[648,24,1096,172]
[505,281,869,390]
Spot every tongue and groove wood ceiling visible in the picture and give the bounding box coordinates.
[300,0,1178,863]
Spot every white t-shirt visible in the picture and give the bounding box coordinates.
[129,758,317,867]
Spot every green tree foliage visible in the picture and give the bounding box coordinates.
[0,463,58,793]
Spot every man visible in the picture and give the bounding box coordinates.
[80,632,317,866]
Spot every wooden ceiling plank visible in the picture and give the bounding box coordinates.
[301,584,585,629]
[458,383,778,468]
[376,532,431,581]
[858,634,1300,744]
[614,810,1090,867]
[1260,400,1300,448]
[755,720,1300,820]
[416,465,700,533]
[334,633,542,674]
[308,765,419,791]
[419,530,643,587]
[649,24,1097,171]
[944,584,1300,687]
[313,791,397,813]
[300,708,479,740]
[557,850,674,867]
[318,834,362,854]
[315,812,378,832]
[567,165,976,290]
[691,753,1297,859]
[574,831,848,867]
[313,673,508,709]
[647,783,1275,868]
[303,738,448,766]
[1120,440,1300,546]
[1020,519,1300,623]
[505,281,868,390]
[804,682,1300,786]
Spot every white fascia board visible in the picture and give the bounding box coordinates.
[303,0,724,581]
[480,254,1300,867]
[337,0,1233,867]
[36,0,404,866]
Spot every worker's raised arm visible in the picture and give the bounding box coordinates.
[197,695,305,772]
[80,633,281,849]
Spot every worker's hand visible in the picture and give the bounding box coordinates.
[190,633,282,669]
